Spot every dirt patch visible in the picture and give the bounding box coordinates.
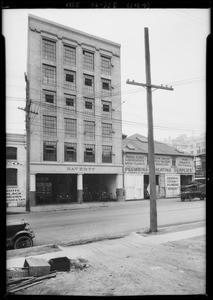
[10,235,205,296]
[7,244,60,260]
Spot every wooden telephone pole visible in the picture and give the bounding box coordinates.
[19,73,38,212]
[126,27,174,232]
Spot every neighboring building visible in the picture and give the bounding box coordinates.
[122,134,195,200]
[163,133,205,156]
[27,15,123,206]
[6,133,26,207]
[195,153,206,178]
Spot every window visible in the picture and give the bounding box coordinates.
[83,50,94,71]
[102,78,111,90]
[84,121,95,140]
[172,157,176,166]
[84,97,95,115]
[43,115,57,136]
[84,74,94,93]
[42,64,56,85]
[43,141,57,161]
[42,39,56,61]
[65,94,76,110]
[102,100,112,117]
[64,143,77,162]
[43,90,56,110]
[102,123,112,142]
[6,168,17,186]
[64,45,76,66]
[6,147,17,160]
[64,69,76,90]
[64,118,76,138]
[101,56,111,75]
[84,144,95,162]
[102,145,112,163]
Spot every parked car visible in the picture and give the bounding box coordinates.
[56,192,72,203]
[6,220,35,250]
[180,180,206,202]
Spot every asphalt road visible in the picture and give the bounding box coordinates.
[7,198,205,246]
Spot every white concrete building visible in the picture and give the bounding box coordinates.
[6,133,26,207]
[27,15,123,206]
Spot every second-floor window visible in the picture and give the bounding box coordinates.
[6,147,17,160]
[64,45,76,66]
[84,121,95,140]
[43,141,57,161]
[42,39,56,61]
[64,142,77,162]
[43,64,56,85]
[102,145,112,163]
[83,50,94,71]
[64,69,76,90]
[6,168,17,186]
[43,115,57,136]
[84,144,95,162]
[102,123,112,142]
[64,118,76,138]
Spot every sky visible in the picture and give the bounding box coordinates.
[3,8,210,141]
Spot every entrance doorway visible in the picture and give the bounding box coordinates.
[36,174,77,205]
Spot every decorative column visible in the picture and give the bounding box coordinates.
[116,173,124,201]
[77,174,83,204]
[30,174,36,206]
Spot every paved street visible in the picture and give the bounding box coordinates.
[7,198,205,246]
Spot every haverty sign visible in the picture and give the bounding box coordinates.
[165,174,180,198]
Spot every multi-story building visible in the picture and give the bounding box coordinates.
[123,134,195,200]
[27,15,123,206]
[6,133,26,206]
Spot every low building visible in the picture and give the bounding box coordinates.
[6,133,26,207]
[122,134,195,200]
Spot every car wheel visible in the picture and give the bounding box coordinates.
[200,196,204,200]
[181,198,185,202]
[13,235,33,249]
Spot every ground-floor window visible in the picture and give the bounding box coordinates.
[6,168,17,186]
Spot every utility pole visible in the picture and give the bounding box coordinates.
[19,73,38,212]
[126,27,174,232]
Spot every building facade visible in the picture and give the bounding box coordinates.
[6,134,26,206]
[123,134,195,200]
[27,15,123,206]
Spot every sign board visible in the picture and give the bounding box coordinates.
[124,154,147,173]
[6,187,25,206]
[155,155,172,167]
[165,174,180,198]
[176,157,193,168]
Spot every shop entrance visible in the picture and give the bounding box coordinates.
[144,175,159,199]
[180,175,193,186]
[36,174,77,205]
[83,174,116,202]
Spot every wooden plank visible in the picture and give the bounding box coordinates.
[8,280,44,293]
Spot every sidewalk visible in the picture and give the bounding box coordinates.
[6,222,206,295]
[6,198,180,214]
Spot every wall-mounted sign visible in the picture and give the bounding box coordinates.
[165,174,180,198]
[124,154,147,166]
[155,155,172,167]
[6,187,25,207]
[176,157,193,168]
